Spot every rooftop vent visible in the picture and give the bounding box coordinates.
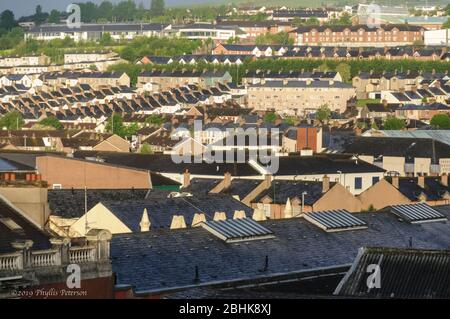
[303,210,367,232]
[201,218,274,243]
[390,203,447,224]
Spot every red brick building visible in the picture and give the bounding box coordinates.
[289,24,425,47]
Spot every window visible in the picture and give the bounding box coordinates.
[372,176,380,185]
[52,184,62,190]
[354,177,362,190]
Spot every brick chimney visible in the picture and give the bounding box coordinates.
[441,173,448,187]
[392,176,399,189]
[418,175,425,188]
[183,169,190,188]
[322,175,330,193]
[223,172,232,189]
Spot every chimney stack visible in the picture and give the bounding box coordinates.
[139,208,151,232]
[213,211,226,221]
[418,175,425,189]
[441,174,448,187]
[322,175,330,193]
[252,207,267,221]
[191,213,206,227]
[392,176,399,189]
[223,172,232,189]
[233,210,246,219]
[183,169,190,188]
[170,215,187,229]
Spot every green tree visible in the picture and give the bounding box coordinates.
[145,114,164,126]
[48,10,61,24]
[150,0,165,17]
[305,17,320,25]
[98,1,114,21]
[336,62,351,82]
[371,121,379,130]
[34,5,48,24]
[0,111,24,130]
[264,112,277,123]
[105,114,138,138]
[430,113,450,129]
[443,18,450,29]
[105,113,125,136]
[283,116,296,126]
[317,62,329,72]
[0,10,15,30]
[99,32,114,46]
[383,117,405,130]
[140,143,153,154]
[39,116,63,129]
[316,104,331,122]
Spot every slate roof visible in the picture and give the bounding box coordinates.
[73,151,260,176]
[48,189,151,218]
[103,193,252,230]
[0,198,51,254]
[252,180,333,205]
[335,247,450,298]
[270,155,385,176]
[249,80,353,89]
[0,157,35,172]
[111,206,450,294]
[182,178,221,194]
[386,176,450,201]
[221,179,262,199]
[343,137,450,164]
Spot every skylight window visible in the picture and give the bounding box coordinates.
[0,218,23,231]
[303,210,368,232]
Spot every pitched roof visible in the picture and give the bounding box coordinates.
[270,155,385,176]
[343,137,450,164]
[335,247,450,298]
[103,193,252,231]
[73,151,260,176]
[0,198,51,254]
[111,206,450,294]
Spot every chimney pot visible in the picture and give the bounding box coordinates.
[183,169,190,188]
[139,208,151,232]
[441,174,448,187]
[223,172,232,189]
[418,175,425,188]
[392,176,399,189]
[322,175,330,193]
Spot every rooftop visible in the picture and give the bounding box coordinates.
[111,205,450,294]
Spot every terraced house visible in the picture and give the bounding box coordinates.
[247,80,355,115]
[289,24,425,47]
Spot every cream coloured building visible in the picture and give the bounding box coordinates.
[247,80,355,115]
